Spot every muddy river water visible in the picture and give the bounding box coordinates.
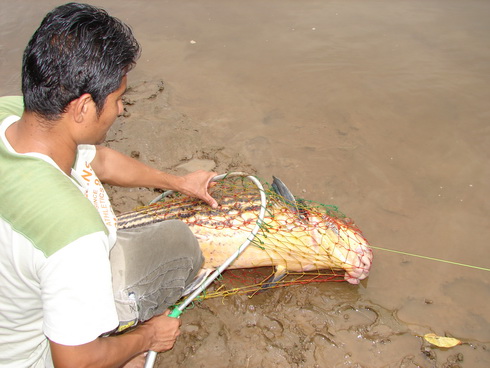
[1,1,489,367]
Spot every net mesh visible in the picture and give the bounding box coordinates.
[117,175,372,300]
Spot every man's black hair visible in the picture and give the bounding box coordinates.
[22,2,140,120]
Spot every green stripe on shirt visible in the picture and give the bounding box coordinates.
[0,99,108,257]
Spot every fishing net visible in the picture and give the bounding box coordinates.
[117,174,372,301]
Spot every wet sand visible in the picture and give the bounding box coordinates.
[1,1,489,367]
[107,78,488,367]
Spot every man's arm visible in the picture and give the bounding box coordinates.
[49,310,180,368]
[91,145,218,208]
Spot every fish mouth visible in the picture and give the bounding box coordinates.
[343,246,373,285]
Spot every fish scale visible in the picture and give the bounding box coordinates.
[117,191,260,230]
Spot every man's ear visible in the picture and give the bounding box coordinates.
[69,94,94,123]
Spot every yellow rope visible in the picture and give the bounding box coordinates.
[370,245,490,272]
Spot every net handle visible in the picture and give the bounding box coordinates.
[144,172,267,368]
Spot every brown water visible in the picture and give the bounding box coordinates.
[2,0,489,366]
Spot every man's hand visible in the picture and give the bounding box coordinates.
[178,170,218,209]
[139,309,182,353]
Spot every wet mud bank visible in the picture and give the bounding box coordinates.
[105,80,488,367]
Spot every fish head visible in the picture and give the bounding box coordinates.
[268,176,373,285]
[308,213,373,285]
[337,225,373,284]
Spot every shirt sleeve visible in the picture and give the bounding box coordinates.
[40,232,119,345]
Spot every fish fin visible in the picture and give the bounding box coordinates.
[182,268,213,296]
[260,265,287,291]
[271,176,308,222]
[271,176,297,206]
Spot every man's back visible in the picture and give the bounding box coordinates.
[0,106,116,366]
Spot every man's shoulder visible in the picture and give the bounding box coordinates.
[0,148,108,257]
[0,96,23,122]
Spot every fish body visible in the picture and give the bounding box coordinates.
[117,177,373,285]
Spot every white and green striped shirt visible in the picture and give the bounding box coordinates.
[0,97,119,367]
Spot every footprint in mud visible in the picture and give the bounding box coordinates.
[120,79,169,118]
[124,79,166,102]
[257,315,284,341]
[334,304,378,332]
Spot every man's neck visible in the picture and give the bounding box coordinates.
[5,112,77,175]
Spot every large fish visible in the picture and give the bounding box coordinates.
[117,175,373,286]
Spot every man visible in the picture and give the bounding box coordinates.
[0,3,217,367]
